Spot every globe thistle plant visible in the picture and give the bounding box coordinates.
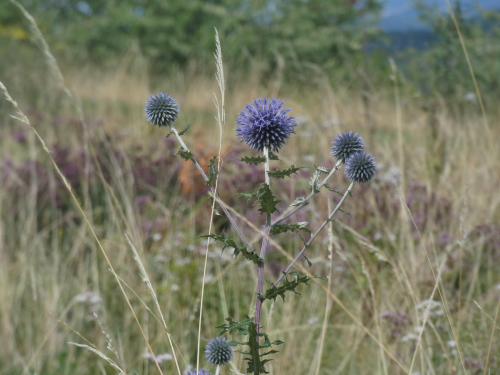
[205,337,233,366]
[330,131,364,163]
[236,97,297,152]
[188,369,213,375]
[344,151,376,184]
[144,92,179,127]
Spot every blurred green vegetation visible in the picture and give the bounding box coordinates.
[0,0,381,73]
[2,0,500,108]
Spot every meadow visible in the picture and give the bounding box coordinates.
[1,7,500,375]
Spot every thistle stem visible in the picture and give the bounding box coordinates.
[273,160,342,226]
[170,125,253,251]
[273,181,354,288]
[215,365,220,375]
[255,146,271,338]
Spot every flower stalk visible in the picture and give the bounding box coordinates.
[255,146,271,336]
[170,125,253,252]
[273,159,343,226]
[273,181,355,287]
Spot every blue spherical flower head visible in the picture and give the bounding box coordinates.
[188,369,212,375]
[236,97,297,152]
[345,152,376,184]
[331,131,364,163]
[145,92,179,127]
[205,337,233,366]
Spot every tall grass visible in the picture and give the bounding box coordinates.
[1,10,500,375]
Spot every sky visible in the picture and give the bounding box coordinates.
[380,0,500,31]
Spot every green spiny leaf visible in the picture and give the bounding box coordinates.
[165,130,174,139]
[315,165,331,174]
[339,208,351,217]
[309,170,321,193]
[197,230,262,264]
[267,165,307,179]
[314,275,328,280]
[259,271,311,302]
[207,195,221,216]
[221,318,283,374]
[303,254,312,267]
[290,197,308,207]
[270,222,312,236]
[238,156,266,165]
[206,156,218,186]
[233,191,258,203]
[175,147,194,161]
[324,183,344,196]
[245,322,269,374]
[178,123,191,135]
[255,183,283,215]
[269,152,280,160]
[216,316,252,336]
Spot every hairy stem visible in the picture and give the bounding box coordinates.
[273,160,342,226]
[273,181,354,287]
[255,147,271,342]
[170,125,252,251]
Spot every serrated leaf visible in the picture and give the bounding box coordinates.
[233,191,258,203]
[227,340,245,347]
[267,165,306,179]
[207,195,221,215]
[216,316,252,336]
[206,156,218,186]
[259,271,311,302]
[314,275,328,280]
[178,123,191,135]
[315,165,331,174]
[309,170,322,193]
[270,222,312,236]
[255,183,283,215]
[269,152,280,160]
[238,156,266,165]
[290,197,308,207]
[339,208,351,217]
[165,130,174,139]
[219,317,283,375]
[197,230,262,264]
[324,184,344,196]
[303,254,312,267]
[175,147,194,161]
[246,322,268,374]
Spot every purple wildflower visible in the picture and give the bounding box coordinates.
[331,131,364,163]
[236,97,297,152]
[145,93,179,127]
[188,369,213,375]
[345,152,376,184]
[205,337,233,366]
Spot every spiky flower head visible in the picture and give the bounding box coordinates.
[345,152,376,184]
[187,369,212,375]
[205,337,233,366]
[331,131,364,163]
[236,97,297,153]
[144,92,179,127]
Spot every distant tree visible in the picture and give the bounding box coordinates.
[1,0,383,75]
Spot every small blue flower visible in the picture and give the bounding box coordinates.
[145,92,179,127]
[205,337,233,366]
[331,131,364,163]
[345,152,376,184]
[187,369,212,375]
[236,97,297,152]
